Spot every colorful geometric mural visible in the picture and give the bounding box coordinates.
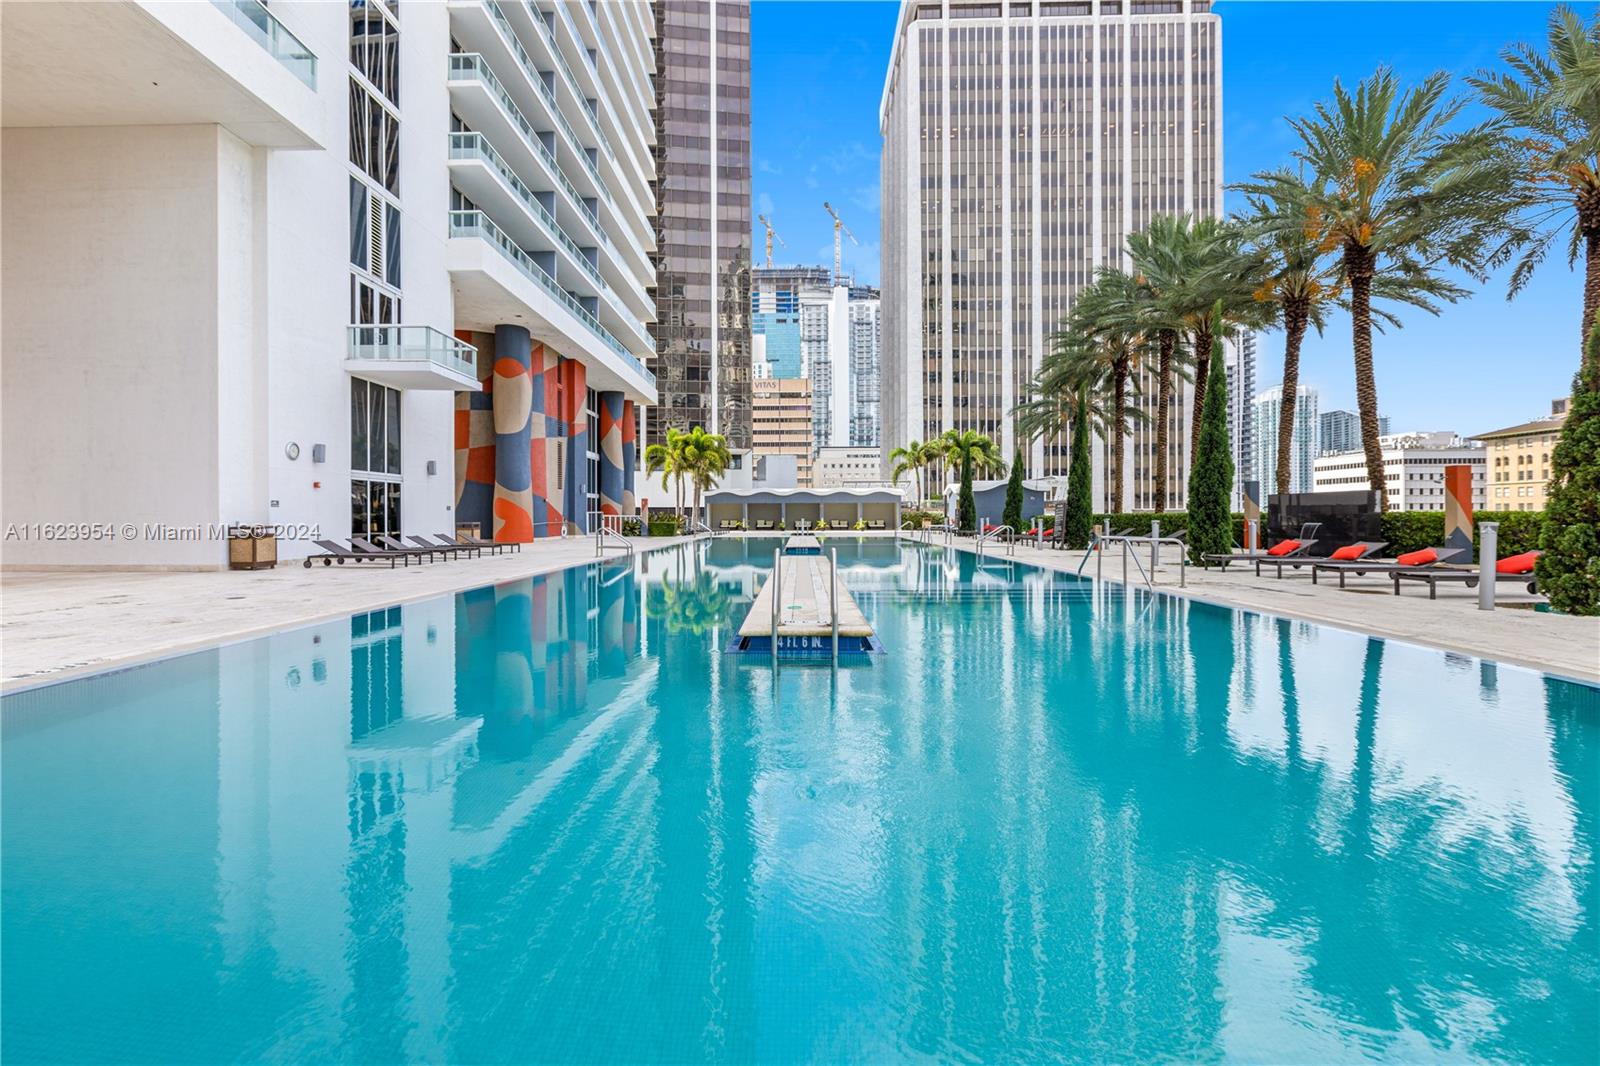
[452,325,637,542]
[621,399,637,515]
[597,391,625,516]
[1444,464,1475,557]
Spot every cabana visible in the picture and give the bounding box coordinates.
[703,486,903,531]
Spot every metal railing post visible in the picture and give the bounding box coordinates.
[1122,539,1128,585]
[1096,534,1104,581]
[1479,522,1498,611]
[1150,520,1160,573]
[771,548,781,665]
[830,547,839,666]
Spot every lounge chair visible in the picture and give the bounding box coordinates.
[439,531,514,554]
[1392,550,1543,599]
[868,519,885,529]
[378,534,446,562]
[1310,546,1468,587]
[830,520,848,530]
[351,535,433,564]
[303,539,407,568]
[1204,538,1316,571]
[1255,540,1385,579]
[407,535,475,559]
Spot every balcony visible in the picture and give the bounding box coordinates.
[345,325,481,391]
[209,0,316,88]
[447,209,656,399]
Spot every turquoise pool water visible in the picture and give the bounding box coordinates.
[3,539,1596,1063]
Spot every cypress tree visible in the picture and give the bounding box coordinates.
[1003,446,1025,531]
[1064,390,1094,548]
[1537,322,1600,614]
[1187,321,1234,566]
[957,454,977,532]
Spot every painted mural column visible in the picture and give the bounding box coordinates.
[454,329,496,539]
[559,358,589,533]
[491,325,535,542]
[621,399,637,514]
[597,391,626,517]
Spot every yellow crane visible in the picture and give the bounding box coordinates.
[756,212,787,270]
[822,201,859,284]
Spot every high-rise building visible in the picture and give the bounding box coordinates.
[649,0,752,450]
[879,0,1222,508]
[1319,409,1391,456]
[849,292,882,448]
[1224,332,1257,507]
[752,265,830,380]
[1253,385,1320,496]
[1,0,657,565]
[752,377,814,485]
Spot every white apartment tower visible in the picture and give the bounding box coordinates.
[2,0,657,566]
[1252,384,1320,496]
[879,0,1222,507]
[1224,331,1257,507]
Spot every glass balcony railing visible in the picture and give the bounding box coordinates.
[346,325,478,380]
[540,0,618,163]
[449,210,655,382]
[481,0,612,202]
[210,0,317,88]
[448,132,605,289]
[447,54,608,245]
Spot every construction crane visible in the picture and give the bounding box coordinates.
[756,212,787,270]
[822,201,859,284]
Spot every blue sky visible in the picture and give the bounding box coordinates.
[750,0,1582,435]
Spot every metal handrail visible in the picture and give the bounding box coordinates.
[690,519,716,539]
[977,525,1016,558]
[1075,533,1188,588]
[595,525,633,557]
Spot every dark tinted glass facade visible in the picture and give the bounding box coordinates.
[649,0,753,450]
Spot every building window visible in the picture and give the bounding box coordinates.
[351,378,402,537]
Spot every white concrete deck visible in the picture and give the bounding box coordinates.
[1,536,698,691]
[737,551,871,639]
[912,532,1600,685]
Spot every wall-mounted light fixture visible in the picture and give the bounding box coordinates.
[311,444,326,464]
[426,460,438,476]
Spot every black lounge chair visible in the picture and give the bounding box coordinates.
[1310,546,1468,587]
[1256,540,1385,579]
[1392,559,1541,599]
[439,531,516,554]
[351,536,433,564]
[378,534,446,562]
[1204,539,1317,571]
[406,534,475,559]
[304,538,409,568]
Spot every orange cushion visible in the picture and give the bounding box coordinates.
[1266,539,1301,557]
[1497,550,1540,575]
[1330,544,1366,561]
[1397,548,1437,566]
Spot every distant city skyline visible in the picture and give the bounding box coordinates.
[750,1,1580,438]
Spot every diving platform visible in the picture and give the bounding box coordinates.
[783,534,822,555]
[735,549,875,655]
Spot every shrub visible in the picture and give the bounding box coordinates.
[1538,322,1600,613]
[957,454,977,532]
[1063,394,1094,548]
[854,518,867,531]
[620,517,642,537]
[1003,446,1025,532]
[899,508,946,530]
[1186,341,1234,566]
[1380,509,1546,558]
[647,514,683,537]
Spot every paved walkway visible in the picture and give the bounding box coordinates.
[912,532,1600,684]
[738,552,872,638]
[1,536,697,691]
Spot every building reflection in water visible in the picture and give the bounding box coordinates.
[0,541,1594,1063]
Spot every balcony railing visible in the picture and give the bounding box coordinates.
[449,209,655,382]
[347,325,478,380]
[210,0,317,87]
[447,54,608,245]
[448,132,605,288]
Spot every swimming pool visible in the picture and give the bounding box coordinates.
[3,538,1596,1063]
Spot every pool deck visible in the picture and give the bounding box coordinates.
[0,536,698,692]
[3,532,1597,691]
[737,551,872,639]
[917,532,1600,685]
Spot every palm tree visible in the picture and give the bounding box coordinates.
[678,425,731,527]
[643,427,689,523]
[938,428,1005,477]
[1233,171,1343,499]
[1014,329,1142,513]
[1063,270,1149,513]
[1470,5,1600,357]
[888,439,939,506]
[1287,68,1507,508]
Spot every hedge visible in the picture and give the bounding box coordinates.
[1380,510,1545,558]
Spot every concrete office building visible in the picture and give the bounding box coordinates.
[648,0,752,450]
[879,0,1223,509]
[1314,433,1486,512]
[814,447,891,489]
[1320,409,1391,456]
[751,376,815,486]
[1,0,658,567]
[1473,399,1569,512]
[1252,385,1320,496]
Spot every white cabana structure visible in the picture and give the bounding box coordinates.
[704,486,904,531]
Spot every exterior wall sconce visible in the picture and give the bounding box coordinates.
[426,460,438,476]
[311,444,326,464]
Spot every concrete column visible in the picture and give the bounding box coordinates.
[597,390,625,517]
[454,329,496,538]
[560,357,588,533]
[491,324,534,542]
[621,399,637,513]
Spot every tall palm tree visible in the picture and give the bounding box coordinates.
[938,428,1005,477]
[1470,5,1600,358]
[1098,238,1177,509]
[888,438,939,506]
[678,425,731,527]
[643,427,689,522]
[1286,68,1507,508]
[1233,171,1343,499]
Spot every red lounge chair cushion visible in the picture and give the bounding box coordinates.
[1266,539,1301,557]
[1397,548,1437,566]
[1329,544,1367,561]
[1497,550,1540,575]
